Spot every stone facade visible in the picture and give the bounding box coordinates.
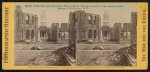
[69,10,101,43]
[15,6,38,42]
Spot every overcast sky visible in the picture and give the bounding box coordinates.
[15,3,137,27]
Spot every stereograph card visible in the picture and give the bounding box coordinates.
[2,2,148,70]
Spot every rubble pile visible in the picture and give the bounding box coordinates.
[24,51,62,66]
[112,44,136,66]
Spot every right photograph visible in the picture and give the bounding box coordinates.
[74,10,137,66]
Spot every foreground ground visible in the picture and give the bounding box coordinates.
[15,43,131,66]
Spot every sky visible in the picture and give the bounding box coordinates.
[15,3,137,27]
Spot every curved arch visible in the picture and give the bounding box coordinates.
[88,15,92,24]
[88,15,92,20]
[26,15,29,24]
[26,30,29,39]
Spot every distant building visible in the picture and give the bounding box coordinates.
[122,23,131,40]
[40,10,47,26]
[101,11,110,41]
[103,11,109,26]
[38,26,49,42]
[102,26,111,40]
[15,6,38,42]
[69,10,101,44]
[58,23,69,43]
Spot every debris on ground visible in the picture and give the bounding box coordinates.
[25,40,30,44]
[31,46,42,50]
[111,44,136,66]
[93,46,104,50]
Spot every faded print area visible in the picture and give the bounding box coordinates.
[14,3,137,66]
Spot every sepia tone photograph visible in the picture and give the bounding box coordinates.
[14,4,137,66]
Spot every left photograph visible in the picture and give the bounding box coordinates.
[14,5,76,66]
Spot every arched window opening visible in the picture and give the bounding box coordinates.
[26,30,29,39]
[31,30,34,39]
[32,16,34,24]
[58,33,61,38]
[94,16,97,24]
[26,15,29,24]
[88,15,92,24]
[74,14,78,26]
[42,30,44,37]
[94,30,96,38]
[40,30,42,37]
[88,29,92,38]
[63,33,66,38]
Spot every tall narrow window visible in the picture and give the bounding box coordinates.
[74,14,78,26]
[88,15,92,24]
[31,30,34,39]
[64,33,66,38]
[88,29,92,38]
[22,29,23,39]
[40,30,42,37]
[26,15,29,24]
[32,16,34,24]
[26,30,29,39]
[42,30,44,37]
[22,14,24,24]
[94,30,96,38]
[94,16,97,24]
[58,33,61,38]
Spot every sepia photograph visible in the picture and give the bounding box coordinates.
[14,4,137,66]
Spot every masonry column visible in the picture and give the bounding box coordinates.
[130,12,137,45]
[69,12,76,58]
[35,15,38,41]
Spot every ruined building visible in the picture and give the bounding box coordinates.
[58,23,69,43]
[102,26,111,40]
[130,12,137,45]
[102,11,110,41]
[38,26,49,42]
[15,6,38,42]
[49,23,59,43]
[69,10,101,43]
[112,23,121,43]
[122,23,131,40]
